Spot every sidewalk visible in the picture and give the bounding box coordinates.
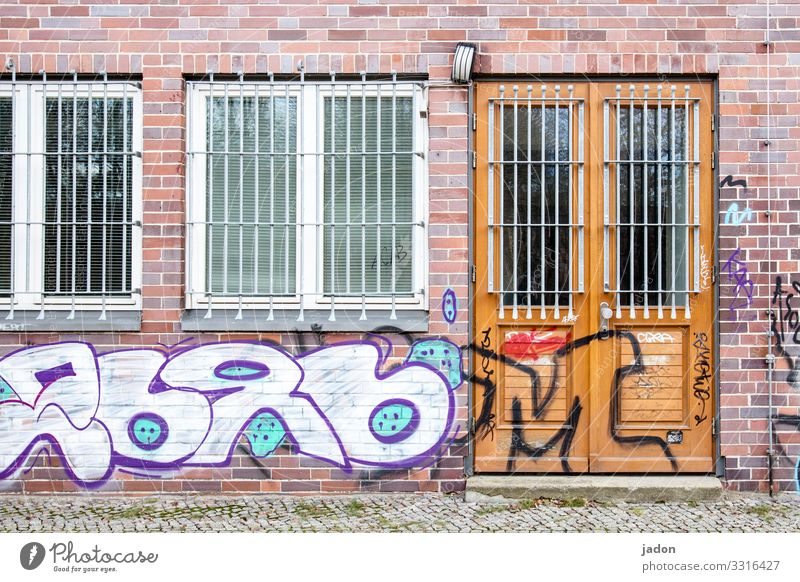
[1,493,799,533]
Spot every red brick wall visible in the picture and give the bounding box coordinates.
[0,1,797,493]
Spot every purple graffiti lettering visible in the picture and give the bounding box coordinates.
[722,248,755,314]
[35,363,76,390]
[0,337,461,487]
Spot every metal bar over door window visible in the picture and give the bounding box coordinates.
[602,84,701,319]
[486,84,585,320]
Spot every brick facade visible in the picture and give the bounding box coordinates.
[0,1,797,494]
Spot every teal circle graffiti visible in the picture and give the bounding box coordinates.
[127,413,169,451]
[214,360,270,381]
[369,400,419,444]
[0,378,17,402]
[406,339,463,390]
[245,412,286,457]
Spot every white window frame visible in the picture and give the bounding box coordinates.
[0,79,143,313]
[185,78,428,315]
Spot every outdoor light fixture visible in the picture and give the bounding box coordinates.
[451,42,476,83]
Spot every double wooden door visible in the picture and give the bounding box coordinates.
[473,81,715,473]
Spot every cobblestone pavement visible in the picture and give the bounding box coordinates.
[1,493,799,532]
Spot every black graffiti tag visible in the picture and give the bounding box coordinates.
[474,327,497,440]
[692,332,712,426]
[771,276,800,388]
[468,329,677,472]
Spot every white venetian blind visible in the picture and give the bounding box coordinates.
[206,94,297,296]
[322,94,414,297]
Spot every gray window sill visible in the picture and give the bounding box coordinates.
[181,309,429,333]
[0,310,142,332]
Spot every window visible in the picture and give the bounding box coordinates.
[607,84,696,318]
[484,82,705,321]
[186,76,427,325]
[0,75,142,325]
[490,84,585,320]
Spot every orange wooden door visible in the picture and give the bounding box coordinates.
[586,81,715,472]
[473,80,715,474]
[473,82,592,473]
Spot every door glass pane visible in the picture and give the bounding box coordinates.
[500,105,570,307]
[207,94,297,296]
[322,94,414,297]
[617,104,688,307]
[44,96,133,295]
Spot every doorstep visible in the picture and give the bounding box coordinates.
[465,475,724,503]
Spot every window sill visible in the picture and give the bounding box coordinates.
[181,308,429,333]
[0,310,141,332]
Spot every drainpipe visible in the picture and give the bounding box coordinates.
[764,0,775,497]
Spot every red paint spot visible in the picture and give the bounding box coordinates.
[501,329,572,359]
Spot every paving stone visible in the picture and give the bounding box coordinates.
[0,493,797,532]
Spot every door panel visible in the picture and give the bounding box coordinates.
[473,80,715,474]
[473,83,590,473]
[588,82,715,472]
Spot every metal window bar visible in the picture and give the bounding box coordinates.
[498,85,504,320]
[185,76,425,320]
[0,75,139,318]
[487,85,585,320]
[602,85,701,320]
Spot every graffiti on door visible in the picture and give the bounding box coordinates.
[469,329,679,472]
[0,337,463,488]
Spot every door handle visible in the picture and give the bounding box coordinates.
[599,301,613,332]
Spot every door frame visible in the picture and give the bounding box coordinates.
[466,75,721,476]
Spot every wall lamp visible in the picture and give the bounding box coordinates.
[451,42,477,83]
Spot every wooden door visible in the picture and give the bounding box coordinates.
[473,81,715,474]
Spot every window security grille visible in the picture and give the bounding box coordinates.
[604,85,701,319]
[0,71,141,320]
[487,84,585,321]
[185,73,427,322]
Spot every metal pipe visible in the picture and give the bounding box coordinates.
[765,0,775,497]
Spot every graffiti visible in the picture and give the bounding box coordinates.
[471,329,678,471]
[719,175,747,189]
[632,366,667,399]
[768,275,800,491]
[406,339,463,390]
[442,288,458,324]
[724,202,753,226]
[770,415,800,492]
[771,276,800,389]
[637,332,675,344]
[700,245,711,290]
[502,329,571,359]
[722,248,755,314]
[0,338,462,487]
[720,175,754,318]
[692,332,712,425]
[561,313,579,324]
[370,244,408,270]
[508,395,582,473]
[472,328,496,440]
